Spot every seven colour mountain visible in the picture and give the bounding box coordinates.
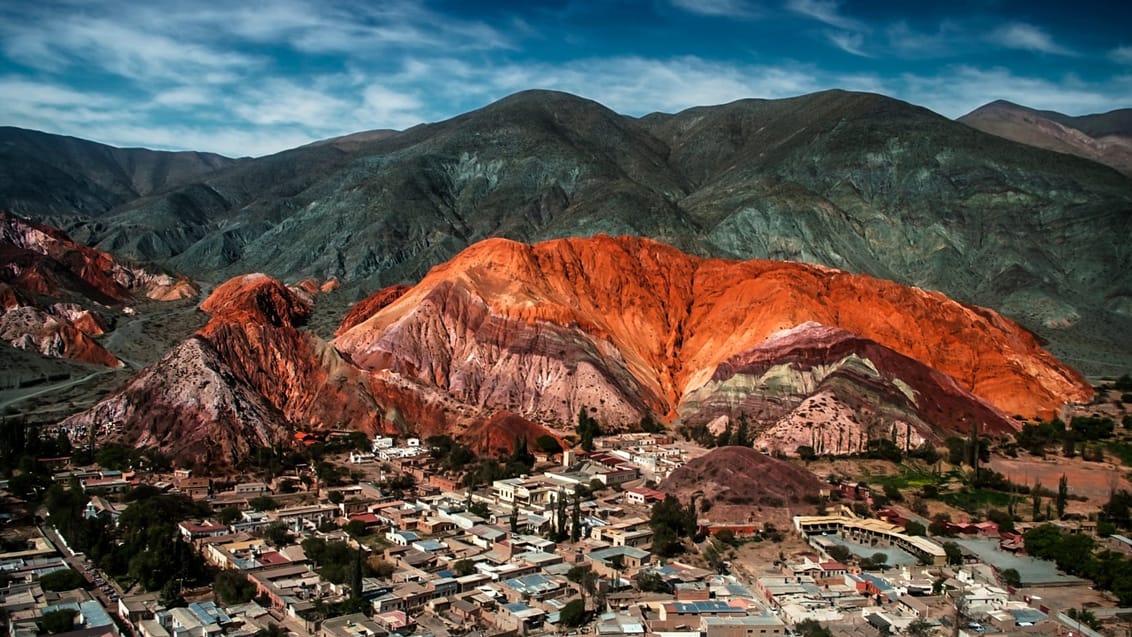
[61,236,1089,468]
[4,89,1130,377]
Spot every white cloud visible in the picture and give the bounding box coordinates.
[1111,46,1132,65]
[992,23,1075,56]
[786,0,867,32]
[669,0,760,19]
[360,86,426,130]
[827,31,870,57]
[897,66,1131,117]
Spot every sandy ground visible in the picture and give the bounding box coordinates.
[987,456,1130,507]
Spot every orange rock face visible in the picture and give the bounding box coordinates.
[336,235,1090,425]
[336,284,411,336]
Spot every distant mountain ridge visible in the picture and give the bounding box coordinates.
[0,126,239,218]
[5,89,1132,374]
[959,100,1132,177]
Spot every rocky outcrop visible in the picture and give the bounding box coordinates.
[683,322,1019,455]
[0,291,122,367]
[0,211,197,367]
[63,273,465,467]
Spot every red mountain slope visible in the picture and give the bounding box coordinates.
[335,235,1089,426]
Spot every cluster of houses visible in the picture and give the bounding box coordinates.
[2,432,1115,637]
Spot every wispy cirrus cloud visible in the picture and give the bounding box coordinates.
[785,0,872,58]
[786,0,867,32]
[669,0,761,19]
[992,23,1075,56]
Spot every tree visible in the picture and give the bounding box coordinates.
[904,521,927,537]
[1057,474,1068,519]
[649,494,695,557]
[570,490,582,543]
[218,507,242,525]
[635,570,671,593]
[559,598,587,627]
[249,496,279,511]
[262,521,291,547]
[39,609,78,634]
[1067,608,1101,631]
[509,500,519,533]
[986,508,1016,533]
[1000,568,1022,588]
[159,578,186,608]
[826,545,853,564]
[534,435,562,454]
[38,568,86,591]
[328,490,345,504]
[214,570,257,604]
[929,513,954,537]
[577,408,602,451]
[556,490,568,541]
[1032,480,1043,520]
[795,619,832,637]
[367,557,395,579]
[907,619,934,637]
[942,541,963,566]
[452,559,476,577]
[344,520,368,538]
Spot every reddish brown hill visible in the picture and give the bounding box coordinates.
[681,322,1021,455]
[463,411,566,457]
[0,211,196,367]
[661,446,826,520]
[335,235,1089,426]
[64,274,465,467]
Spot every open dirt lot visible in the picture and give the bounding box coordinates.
[987,456,1130,507]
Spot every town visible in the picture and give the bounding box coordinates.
[1,421,1130,637]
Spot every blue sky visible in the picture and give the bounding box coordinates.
[1,0,1129,157]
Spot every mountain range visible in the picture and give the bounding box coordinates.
[4,89,1130,377]
[1,88,1130,466]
